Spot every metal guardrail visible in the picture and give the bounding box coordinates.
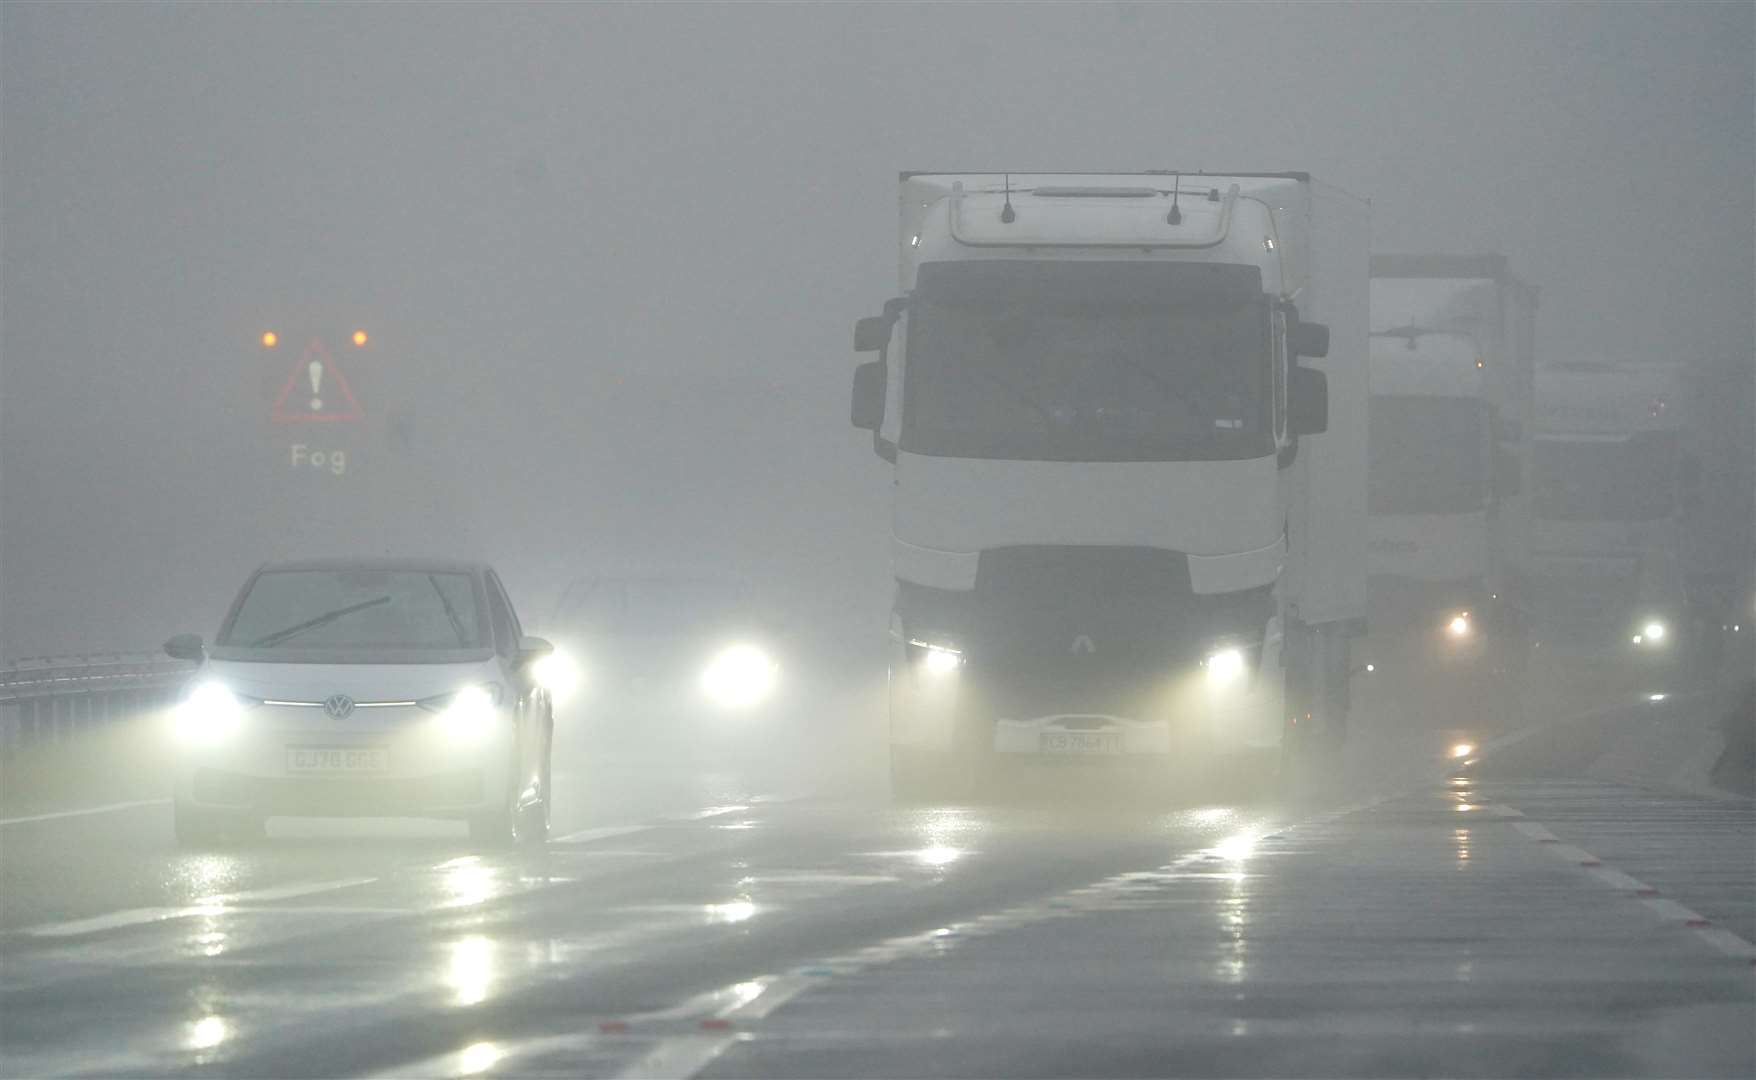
[1,653,195,752]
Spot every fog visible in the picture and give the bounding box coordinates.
[2,1,1751,660]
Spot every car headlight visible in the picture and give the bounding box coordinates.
[419,684,503,741]
[1446,612,1473,640]
[907,638,964,676]
[700,644,778,709]
[174,682,255,745]
[1204,646,1247,686]
[530,648,582,704]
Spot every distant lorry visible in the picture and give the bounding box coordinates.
[849,172,1369,795]
[1526,360,1693,670]
[1362,255,1538,739]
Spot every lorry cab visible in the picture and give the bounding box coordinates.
[851,173,1368,795]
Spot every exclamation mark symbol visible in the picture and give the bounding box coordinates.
[308,359,324,412]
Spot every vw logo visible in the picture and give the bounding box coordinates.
[323,694,355,720]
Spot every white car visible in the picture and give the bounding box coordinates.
[163,559,557,847]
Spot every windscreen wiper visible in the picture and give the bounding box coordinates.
[428,574,470,646]
[250,596,391,648]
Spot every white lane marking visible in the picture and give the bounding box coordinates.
[613,1034,740,1080]
[552,797,796,845]
[723,974,814,1020]
[19,876,377,939]
[603,834,1295,1080]
[1639,897,1706,922]
[0,798,169,827]
[1511,821,1560,842]
[552,823,655,845]
[1585,866,1650,892]
[1487,798,1756,963]
[1693,927,1756,960]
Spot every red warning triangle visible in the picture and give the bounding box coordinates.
[271,338,364,424]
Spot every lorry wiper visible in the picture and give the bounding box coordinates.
[250,596,392,648]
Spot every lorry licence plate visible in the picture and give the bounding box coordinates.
[287,747,387,773]
[1039,732,1122,755]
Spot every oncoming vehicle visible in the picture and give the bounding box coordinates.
[163,559,559,847]
[547,575,785,719]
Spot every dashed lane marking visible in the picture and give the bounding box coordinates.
[1483,798,1756,963]
[552,795,802,845]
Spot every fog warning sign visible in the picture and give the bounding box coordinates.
[271,338,363,423]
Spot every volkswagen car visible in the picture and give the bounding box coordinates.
[163,558,557,847]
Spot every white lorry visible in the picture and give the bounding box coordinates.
[849,172,1369,795]
[1362,255,1538,741]
[1527,360,1693,673]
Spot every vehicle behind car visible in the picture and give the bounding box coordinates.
[547,575,787,723]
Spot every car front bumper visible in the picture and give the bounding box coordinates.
[171,703,514,818]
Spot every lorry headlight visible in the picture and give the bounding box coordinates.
[700,644,778,709]
[1638,620,1667,644]
[1446,612,1473,639]
[1204,647,1246,686]
[908,639,964,676]
[174,682,252,745]
[421,684,502,741]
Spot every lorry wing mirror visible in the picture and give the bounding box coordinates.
[1289,366,1328,436]
[851,361,887,431]
[164,633,205,661]
[1290,320,1330,359]
[854,316,893,353]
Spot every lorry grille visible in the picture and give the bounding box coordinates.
[900,546,1271,721]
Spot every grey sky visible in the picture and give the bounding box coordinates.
[3,1,1751,658]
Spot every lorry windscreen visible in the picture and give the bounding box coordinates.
[1533,433,1677,522]
[1369,396,1488,515]
[902,261,1271,462]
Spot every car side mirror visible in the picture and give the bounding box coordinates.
[854,316,893,353]
[852,361,887,432]
[164,633,205,661]
[516,635,554,666]
[1289,366,1328,436]
[1290,320,1330,359]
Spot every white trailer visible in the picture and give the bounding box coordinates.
[849,172,1369,794]
[1362,255,1538,740]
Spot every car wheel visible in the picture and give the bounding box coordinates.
[514,748,552,846]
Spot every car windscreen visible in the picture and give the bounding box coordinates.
[1369,396,1489,515]
[218,569,488,652]
[902,261,1271,463]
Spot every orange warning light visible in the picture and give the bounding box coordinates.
[261,331,278,348]
[352,330,368,347]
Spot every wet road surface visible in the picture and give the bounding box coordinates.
[1,698,1751,1078]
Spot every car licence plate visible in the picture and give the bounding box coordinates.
[1038,731,1123,755]
[287,747,387,773]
